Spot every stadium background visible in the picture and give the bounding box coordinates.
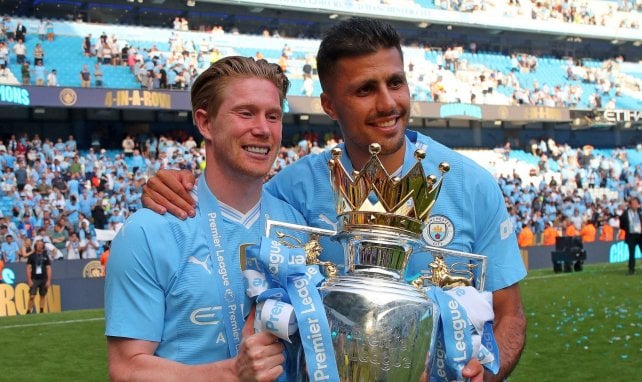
[0,0,639,150]
[0,1,640,380]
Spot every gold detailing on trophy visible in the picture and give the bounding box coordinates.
[411,256,476,289]
[329,143,449,235]
[275,231,338,278]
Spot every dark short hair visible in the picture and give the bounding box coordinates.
[316,17,402,91]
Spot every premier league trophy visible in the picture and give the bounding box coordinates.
[252,143,488,382]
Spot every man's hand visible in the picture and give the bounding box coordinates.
[462,358,484,382]
[418,354,483,382]
[236,305,285,382]
[142,169,196,219]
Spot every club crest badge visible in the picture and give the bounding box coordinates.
[423,215,455,247]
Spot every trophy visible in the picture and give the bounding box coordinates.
[259,143,488,381]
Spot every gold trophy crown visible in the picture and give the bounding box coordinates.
[328,143,449,236]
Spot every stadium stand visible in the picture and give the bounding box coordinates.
[0,0,639,263]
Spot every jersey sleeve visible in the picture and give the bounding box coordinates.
[471,168,526,291]
[104,213,166,342]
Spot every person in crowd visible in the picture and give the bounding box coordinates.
[94,63,104,87]
[80,64,91,87]
[105,56,306,380]
[50,220,68,258]
[83,34,92,56]
[26,239,52,314]
[79,230,100,259]
[142,18,526,381]
[542,221,560,246]
[46,68,58,86]
[33,43,44,65]
[580,218,597,243]
[620,196,642,275]
[21,61,30,85]
[1,234,20,263]
[13,38,26,64]
[65,231,81,260]
[598,219,614,241]
[20,237,34,262]
[15,21,26,42]
[45,19,54,41]
[517,223,534,248]
[564,217,579,237]
[33,60,46,86]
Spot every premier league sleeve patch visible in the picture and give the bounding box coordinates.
[422,215,455,247]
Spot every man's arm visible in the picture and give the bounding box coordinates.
[108,306,286,382]
[45,264,52,288]
[26,263,32,286]
[108,338,236,382]
[486,283,526,382]
[142,169,196,218]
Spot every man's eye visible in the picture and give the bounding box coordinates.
[390,78,405,88]
[356,87,372,96]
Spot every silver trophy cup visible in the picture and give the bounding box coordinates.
[265,144,487,381]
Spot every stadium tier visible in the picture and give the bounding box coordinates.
[0,17,640,111]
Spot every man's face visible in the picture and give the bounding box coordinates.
[320,47,410,158]
[631,198,640,210]
[195,77,282,181]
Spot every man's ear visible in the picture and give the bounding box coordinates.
[320,92,337,121]
[193,109,212,141]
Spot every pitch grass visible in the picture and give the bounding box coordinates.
[0,262,640,381]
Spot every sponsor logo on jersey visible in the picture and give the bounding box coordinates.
[423,215,455,247]
[190,306,222,326]
[500,219,513,240]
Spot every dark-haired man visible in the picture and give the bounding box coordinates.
[620,196,642,275]
[26,240,52,314]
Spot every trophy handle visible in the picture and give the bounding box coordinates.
[411,255,475,289]
[410,246,488,291]
[266,220,339,278]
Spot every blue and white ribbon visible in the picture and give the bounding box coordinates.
[427,286,500,381]
[243,238,340,382]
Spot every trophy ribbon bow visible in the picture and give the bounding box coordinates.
[426,286,500,381]
[242,237,340,382]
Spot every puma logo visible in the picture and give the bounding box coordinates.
[318,214,338,231]
[188,254,211,274]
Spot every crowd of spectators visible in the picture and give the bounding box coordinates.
[0,132,207,264]
[0,130,639,265]
[0,13,640,111]
[434,0,641,30]
[498,138,642,247]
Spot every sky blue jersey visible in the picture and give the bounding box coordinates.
[105,178,306,364]
[265,130,526,292]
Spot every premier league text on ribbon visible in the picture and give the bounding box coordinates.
[293,266,332,381]
[208,212,241,352]
[267,239,332,382]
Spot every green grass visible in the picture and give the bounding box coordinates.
[0,262,640,381]
[511,262,642,382]
[0,309,108,381]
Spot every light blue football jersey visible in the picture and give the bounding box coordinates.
[265,130,526,292]
[105,178,306,364]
